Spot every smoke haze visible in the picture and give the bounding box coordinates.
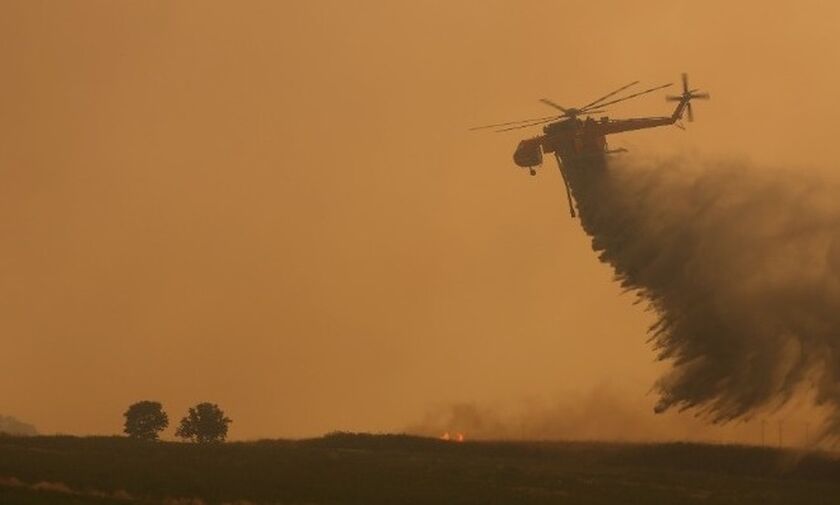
[565,156,840,438]
[4,1,840,438]
[0,415,38,436]
[409,385,731,442]
[409,384,826,445]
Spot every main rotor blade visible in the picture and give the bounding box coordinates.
[469,114,561,131]
[588,82,673,110]
[682,73,689,94]
[580,80,640,111]
[691,92,710,99]
[495,117,558,132]
[687,102,694,122]
[538,98,569,113]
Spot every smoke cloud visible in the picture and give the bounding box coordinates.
[0,415,38,436]
[563,155,840,437]
[408,385,768,443]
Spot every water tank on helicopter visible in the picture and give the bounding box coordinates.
[513,138,542,168]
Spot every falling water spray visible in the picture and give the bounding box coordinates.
[563,154,840,438]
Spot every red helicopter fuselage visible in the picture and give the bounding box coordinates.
[513,99,689,170]
[471,74,709,217]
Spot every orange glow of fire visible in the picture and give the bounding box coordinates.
[440,432,465,442]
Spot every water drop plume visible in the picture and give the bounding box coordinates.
[564,154,840,438]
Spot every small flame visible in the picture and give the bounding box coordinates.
[440,432,465,442]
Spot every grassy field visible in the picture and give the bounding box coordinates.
[2,432,840,504]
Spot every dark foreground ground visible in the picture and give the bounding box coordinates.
[2,433,840,504]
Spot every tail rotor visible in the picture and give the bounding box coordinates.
[666,73,709,122]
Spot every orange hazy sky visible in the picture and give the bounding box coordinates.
[2,1,840,440]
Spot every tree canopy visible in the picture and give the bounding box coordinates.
[175,402,232,443]
[123,401,168,441]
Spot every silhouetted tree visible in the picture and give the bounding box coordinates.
[123,401,168,441]
[175,402,232,443]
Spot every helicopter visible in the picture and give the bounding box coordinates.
[470,73,709,217]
